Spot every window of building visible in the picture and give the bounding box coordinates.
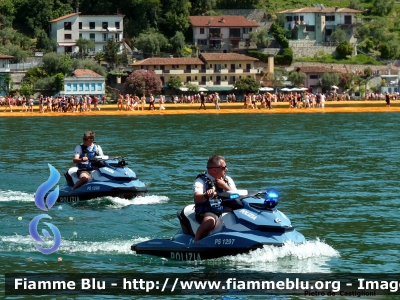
[90,33,95,41]
[79,33,82,38]
[73,84,77,91]
[97,83,102,91]
[194,76,198,80]
[230,76,235,82]
[186,76,191,82]
[210,76,213,81]
[197,39,207,45]
[230,28,241,38]
[293,16,304,22]
[79,22,82,29]
[115,22,120,29]
[238,64,242,68]
[102,33,108,41]
[102,22,108,29]
[85,84,89,91]
[66,84,71,91]
[200,28,205,34]
[64,34,72,40]
[89,22,95,30]
[79,84,83,91]
[326,15,335,21]
[64,22,72,30]
[91,83,95,91]
[286,16,293,21]
[325,29,333,36]
[306,25,315,32]
[309,75,319,79]
[243,28,252,34]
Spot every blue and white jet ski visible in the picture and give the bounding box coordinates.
[57,156,147,203]
[131,190,305,261]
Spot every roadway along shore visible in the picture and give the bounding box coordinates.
[0,101,398,117]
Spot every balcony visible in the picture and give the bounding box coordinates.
[169,69,184,74]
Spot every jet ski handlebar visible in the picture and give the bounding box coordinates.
[88,156,129,168]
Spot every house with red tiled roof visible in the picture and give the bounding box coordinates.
[189,16,259,53]
[61,69,105,96]
[49,12,124,55]
[130,53,259,92]
[278,6,362,44]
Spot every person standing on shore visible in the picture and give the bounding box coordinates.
[385,92,390,108]
[149,93,156,110]
[199,92,206,110]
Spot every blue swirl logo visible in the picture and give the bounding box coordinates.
[29,164,62,254]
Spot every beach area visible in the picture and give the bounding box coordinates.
[0,100,398,117]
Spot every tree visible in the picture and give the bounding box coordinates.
[373,0,394,16]
[20,80,34,96]
[71,59,107,77]
[35,29,53,52]
[0,74,12,95]
[331,28,346,43]
[349,0,364,11]
[103,37,121,68]
[339,73,354,89]
[167,77,183,91]
[42,52,72,75]
[320,72,339,90]
[159,0,191,37]
[76,38,95,58]
[288,71,306,87]
[234,77,260,93]
[191,0,216,15]
[336,41,353,58]
[132,32,168,58]
[379,43,391,59]
[124,69,162,95]
[170,31,186,55]
[249,29,270,49]
[185,82,199,93]
[53,73,64,93]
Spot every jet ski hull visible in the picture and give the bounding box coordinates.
[58,185,148,203]
[132,228,305,261]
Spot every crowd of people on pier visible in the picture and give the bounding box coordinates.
[0,90,398,113]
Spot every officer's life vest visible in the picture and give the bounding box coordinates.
[194,172,229,215]
[77,143,100,170]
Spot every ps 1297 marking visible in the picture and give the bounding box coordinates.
[59,196,80,202]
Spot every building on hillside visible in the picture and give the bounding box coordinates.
[61,69,105,96]
[49,12,124,55]
[278,6,361,44]
[0,54,13,96]
[189,16,259,54]
[130,53,259,93]
[294,66,346,93]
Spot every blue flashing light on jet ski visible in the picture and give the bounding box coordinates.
[131,190,305,261]
[55,156,147,203]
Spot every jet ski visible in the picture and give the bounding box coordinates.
[131,190,305,261]
[56,156,148,203]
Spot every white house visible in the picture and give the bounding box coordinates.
[61,69,105,96]
[49,12,124,54]
[278,6,362,44]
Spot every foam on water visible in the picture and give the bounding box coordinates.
[106,195,169,208]
[1,234,149,255]
[0,190,34,202]
[216,239,340,273]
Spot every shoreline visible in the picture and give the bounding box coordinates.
[0,101,398,117]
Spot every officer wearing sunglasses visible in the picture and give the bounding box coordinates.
[72,131,104,190]
[193,155,237,242]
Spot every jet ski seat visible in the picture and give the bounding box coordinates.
[64,167,80,186]
[177,204,200,236]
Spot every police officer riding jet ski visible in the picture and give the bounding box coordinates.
[56,156,148,203]
[131,190,305,261]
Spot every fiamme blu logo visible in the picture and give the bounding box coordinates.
[29,164,62,254]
